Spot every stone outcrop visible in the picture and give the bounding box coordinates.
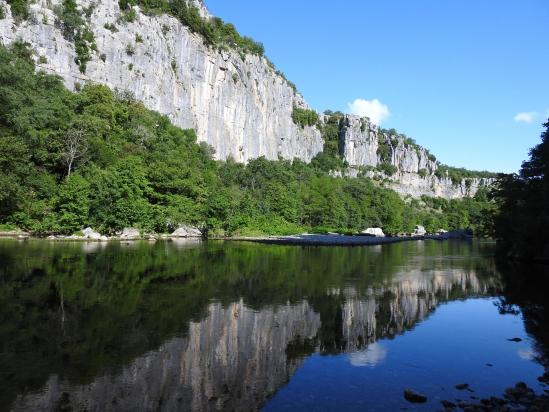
[119,228,141,239]
[171,225,202,238]
[361,228,385,237]
[0,0,323,163]
[338,115,495,198]
[413,225,426,236]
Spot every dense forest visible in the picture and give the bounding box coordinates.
[494,120,549,261]
[0,43,495,237]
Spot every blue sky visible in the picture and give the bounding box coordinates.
[206,0,548,173]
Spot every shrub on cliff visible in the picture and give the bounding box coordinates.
[118,0,265,57]
[292,107,319,128]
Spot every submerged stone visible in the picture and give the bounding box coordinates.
[403,389,427,403]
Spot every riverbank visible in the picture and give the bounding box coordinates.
[0,230,471,246]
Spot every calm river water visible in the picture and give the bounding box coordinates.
[0,239,548,411]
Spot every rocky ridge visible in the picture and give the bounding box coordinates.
[338,115,495,198]
[0,0,495,198]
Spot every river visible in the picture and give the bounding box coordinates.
[0,239,548,411]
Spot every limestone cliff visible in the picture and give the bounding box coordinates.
[0,0,323,163]
[0,0,494,199]
[338,115,495,198]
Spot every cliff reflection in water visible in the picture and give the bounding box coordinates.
[0,239,500,411]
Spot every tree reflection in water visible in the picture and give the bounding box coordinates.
[1,239,546,411]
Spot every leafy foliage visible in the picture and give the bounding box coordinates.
[118,0,264,56]
[54,0,96,73]
[377,134,392,163]
[435,164,497,184]
[320,113,342,157]
[292,107,319,128]
[494,120,549,260]
[0,44,215,234]
[376,163,398,176]
[5,0,29,20]
[0,44,494,237]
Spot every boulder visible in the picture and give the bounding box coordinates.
[403,389,427,403]
[361,228,385,237]
[119,228,141,240]
[82,227,103,240]
[413,225,426,236]
[171,225,202,238]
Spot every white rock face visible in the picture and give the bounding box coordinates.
[82,227,103,240]
[171,225,202,238]
[413,225,426,236]
[119,227,140,239]
[0,0,323,163]
[339,116,379,167]
[361,228,385,237]
[338,115,494,198]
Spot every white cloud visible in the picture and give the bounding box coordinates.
[348,98,390,125]
[514,112,538,123]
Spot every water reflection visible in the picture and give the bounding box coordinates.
[348,343,387,367]
[0,239,546,411]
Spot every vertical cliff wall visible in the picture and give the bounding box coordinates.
[338,115,495,198]
[0,0,323,163]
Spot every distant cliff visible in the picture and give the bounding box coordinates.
[337,115,495,198]
[0,0,496,199]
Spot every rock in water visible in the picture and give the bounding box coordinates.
[403,389,427,403]
[119,228,141,240]
[456,383,469,390]
[171,226,202,238]
[441,400,456,408]
[361,228,385,237]
[413,225,426,236]
[82,227,102,240]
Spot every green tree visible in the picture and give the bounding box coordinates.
[495,119,549,259]
[55,174,90,233]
